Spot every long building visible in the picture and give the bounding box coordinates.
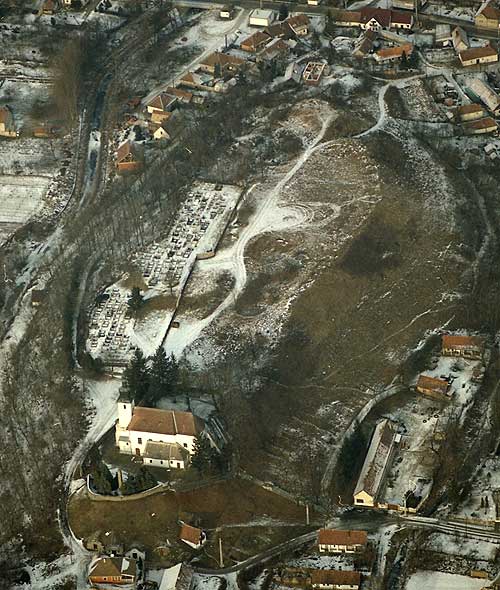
[353,419,397,507]
[468,78,500,113]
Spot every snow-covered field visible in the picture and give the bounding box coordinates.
[406,571,487,590]
[425,532,497,561]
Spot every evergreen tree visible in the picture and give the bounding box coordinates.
[91,461,114,494]
[191,435,212,474]
[127,287,144,313]
[166,353,179,398]
[148,346,171,405]
[279,3,288,20]
[400,51,409,70]
[124,348,149,401]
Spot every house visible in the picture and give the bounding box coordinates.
[249,8,275,27]
[318,530,368,554]
[308,0,320,5]
[415,375,451,400]
[198,52,246,75]
[219,4,234,19]
[353,419,397,507]
[115,394,204,466]
[452,26,469,53]
[257,39,290,64]
[0,106,16,138]
[391,11,413,29]
[42,0,58,15]
[115,140,142,173]
[302,62,326,85]
[464,115,498,134]
[475,0,500,30]
[286,14,310,36]
[442,334,485,359]
[456,103,485,121]
[152,123,172,141]
[265,21,293,39]
[310,570,361,590]
[88,556,137,586]
[459,45,498,67]
[179,523,206,550]
[159,563,194,590]
[241,31,272,52]
[435,23,452,47]
[374,43,413,63]
[151,110,172,124]
[360,7,392,30]
[147,92,177,114]
[165,87,193,104]
[469,78,500,113]
[31,289,46,307]
[352,30,377,58]
[335,10,362,26]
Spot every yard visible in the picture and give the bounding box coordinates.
[68,477,313,562]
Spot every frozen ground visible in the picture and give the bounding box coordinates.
[405,571,487,590]
[424,532,497,561]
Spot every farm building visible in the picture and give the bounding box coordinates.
[459,45,498,66]
[165,87,193,104]
[354,419,397,507]
[455,103,485,121]
[249,8,275,27]
[0,106,17,138]
[88,557,137,586]
[302,62,326,85]
[415,375,451,400]
[310,570,361,590]
[468,78,500,113]
[179,524,206,550]
[318,530,367,554]
[442,334,484,359]
[463,116,498,134]
[475,0,500,30]
[152,122,172,141]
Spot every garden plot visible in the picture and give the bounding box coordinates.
[406,571,487,590]
[87,183,242,366]
[424,532,497,562]
[394,79,445,122]
[456,454,500,521]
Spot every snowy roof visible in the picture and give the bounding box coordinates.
[160,563,194,590]
[127,407,204,437]
[354,419,396,499]
[250,8,275,19]
[468,78,500,111]
[318,529,367,547]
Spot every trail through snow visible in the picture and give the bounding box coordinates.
[165,111,334,358]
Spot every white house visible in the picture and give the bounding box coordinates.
[249,8,275,27]
[115,399,204,468]
[318,530,368,554]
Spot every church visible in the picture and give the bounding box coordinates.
[115,387,204,470]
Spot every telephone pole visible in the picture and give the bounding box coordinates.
[219,536,224,568]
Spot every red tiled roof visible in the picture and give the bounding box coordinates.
[416,375,449,395]
[360,7,391,27]
[311,570,361,587]
[442,334,484,349]
[318,529,368,547]
[127,407,203,436]
[179,523,203,545]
